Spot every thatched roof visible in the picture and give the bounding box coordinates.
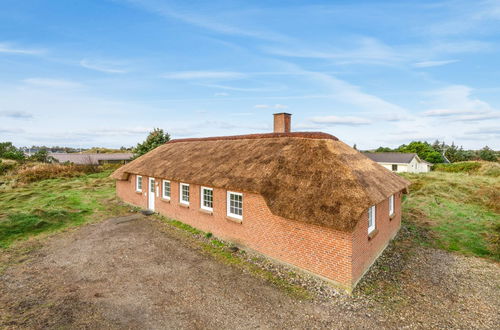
[112,132,409,232]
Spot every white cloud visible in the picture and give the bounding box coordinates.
[0,42,44,55]
[413,59,459,68]
[0,127,25,134]
[214,92,229,97]
[200,83,285,92]
[422,85,497,119]
[304,70,407,114]
[162,71,245,80]
[80,59,127,74]
[254,104,288,109]
[263,37,401,64]
[310,115,371,126]
[23,78,83,89]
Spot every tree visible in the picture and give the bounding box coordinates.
[0,142,25,160]
[396,141,444,163]
[29,149,53,163]
[133,128,170,158]
[479,146,497,162]
[432,140,446,154]
[375,146,393,152]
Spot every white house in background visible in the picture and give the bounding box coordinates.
[364,152,432,173]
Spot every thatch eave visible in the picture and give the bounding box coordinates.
[112,133,410,232]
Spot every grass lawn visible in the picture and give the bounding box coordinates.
[0,170,128,248]
[402,172,499,261]
[1,164,498,263]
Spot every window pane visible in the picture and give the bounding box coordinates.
[203,189,213,208]
[229,193,243,216]
[182,185,189,202]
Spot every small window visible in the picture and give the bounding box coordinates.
[162,180,171,199]
[180,183,190,205]
[391,164,398,171]
[227,191,243,219]
[201,187,213,211]
[389,195,395,216]
[368,205,376,234]
[136,175,142,192]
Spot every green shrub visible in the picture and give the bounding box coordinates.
[0,159,18,175]
[433,162,481,174]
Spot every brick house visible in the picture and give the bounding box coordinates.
[112,113,410,291]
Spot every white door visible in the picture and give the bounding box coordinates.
[148,177,155,211]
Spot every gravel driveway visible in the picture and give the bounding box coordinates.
[0,215,499,329]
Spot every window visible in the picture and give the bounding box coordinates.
[368,205,376,234]
[180,183,190,205]
[227,191,243,219]
[391,164,398,171]
[162,180,171,199]
[201,187,213,211]
[136,175,142,192]
[389,194,395,216]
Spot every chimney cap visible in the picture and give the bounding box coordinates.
[273,112,292,116]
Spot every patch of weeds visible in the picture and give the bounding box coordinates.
[210,239,224,247]
[166,219,203,235]
[205,232,213,238]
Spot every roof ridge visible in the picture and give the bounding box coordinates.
[168,132,338,144]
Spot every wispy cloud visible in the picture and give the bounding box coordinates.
[414,59,459,68]
[162,71,245,80]
[121,0,289,42]
[214,92,229,97]
[0,111,33,119]
[422,85,496,119]
[423,0,500,36]
[0,42,45,55]
[309,115,371,126]
[254,104,288,109]
[23,78,83,89]
[263,37,401,65]
[199,83,285,92]
[80,59,127,73]
[0,127,25,134]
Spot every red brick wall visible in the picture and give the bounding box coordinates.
[351,191,403,286]
[116,174,402,290]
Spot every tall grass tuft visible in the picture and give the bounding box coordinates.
[433,161,500,177]
[16,163,101,183]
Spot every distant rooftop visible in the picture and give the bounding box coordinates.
[50,153,133,165]
[364,152,418,164]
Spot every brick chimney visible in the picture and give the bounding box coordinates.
[273,113,292,133]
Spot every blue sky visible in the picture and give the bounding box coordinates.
[0,0,499,149]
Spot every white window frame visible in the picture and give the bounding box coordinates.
[389,195,395,216]
[200,186,214,211]
[368,205,376,234]
[162,180,171,200]
[136,175,142,192]
[227,191,243,220]
[180,183,190,205]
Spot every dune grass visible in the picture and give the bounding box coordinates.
[402,171,500,261]
[0,170,127,248]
